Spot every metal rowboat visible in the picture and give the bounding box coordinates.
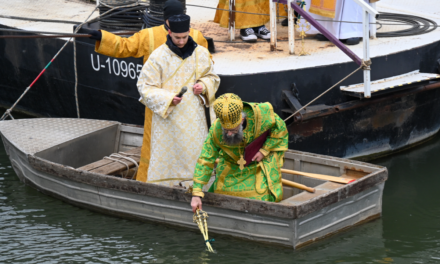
[0,118,387,249]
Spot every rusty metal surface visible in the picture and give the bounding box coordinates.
[294,81,440,123]
[287,81,440,160]
[0,118,119,155]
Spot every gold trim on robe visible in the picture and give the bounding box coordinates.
[137,44,220,187]
[309,0,337,19]
[93,25,211,183]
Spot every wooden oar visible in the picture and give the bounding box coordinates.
[281,179,315,193]
[281,168,355,184]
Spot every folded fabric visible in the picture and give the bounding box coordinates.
[244,129,270,166]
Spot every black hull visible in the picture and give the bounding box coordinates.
[1,24,440,160]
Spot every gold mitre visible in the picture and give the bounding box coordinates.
[213,93,243,129]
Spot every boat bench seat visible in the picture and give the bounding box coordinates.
[280,181,344,206]
[77,146,141,177]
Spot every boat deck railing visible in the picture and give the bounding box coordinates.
[270,0,378,98]
[218,0,379,98]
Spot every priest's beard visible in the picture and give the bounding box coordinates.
[222,125,244,146]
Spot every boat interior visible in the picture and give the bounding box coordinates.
[30,121,373,203]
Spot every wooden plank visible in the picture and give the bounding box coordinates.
[78,146,141,172]
[90,154,140,176]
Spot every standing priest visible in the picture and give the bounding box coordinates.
[302,0,378,45]
[190,94,288,212]
[214,0,272,42]
[88,0,210,183]
[137,14,220,186]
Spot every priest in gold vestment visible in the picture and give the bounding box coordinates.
[190,94,288,212]
[86,0,210,182]
[214,0,272,42]
[137,14,220,186]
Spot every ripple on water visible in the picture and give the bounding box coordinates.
[1,127,440,263]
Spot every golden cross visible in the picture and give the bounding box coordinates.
[237,155,246,170]
[295,2,311,56]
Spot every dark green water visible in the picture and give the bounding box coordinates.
[1,122,440,263]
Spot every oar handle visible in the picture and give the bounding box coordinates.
[281,168,355,184]
[281,179,315,193]
[214,158,315,192]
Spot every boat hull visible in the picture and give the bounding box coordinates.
[288,83,440,160]
[2,24,440,159]
[0,124,386,249]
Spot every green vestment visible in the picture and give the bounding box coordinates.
[192,102,288,202]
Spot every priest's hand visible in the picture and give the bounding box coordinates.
[172,96,182,105]
[252,151,264,162]
[193,83,204,95]
[191,196,203,213]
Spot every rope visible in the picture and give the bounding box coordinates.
[0,3,434,120]
[103,153,140,179]
[119,152,141,157]
[1,6,438,29]
[0,15,82,24]
[0,2,147,121]
[72,2,144,119]
[283,61,368,123]
[104,156,130,177]
[74,38,80,118]
[186,3,439,30]
[110,153,139,179]
[0,5,146,33]
[0,6,100,121]
[0,28,135,38]
[98,2,148,31]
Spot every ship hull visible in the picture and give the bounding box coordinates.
[2,24,440,160]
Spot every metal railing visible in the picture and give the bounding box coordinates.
[269,0,378,98]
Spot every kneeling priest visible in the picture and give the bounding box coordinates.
[191,93,288,212]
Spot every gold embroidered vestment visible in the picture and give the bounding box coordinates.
[193,102,288,202]
[94,25,209,182]
[137,43,220,186]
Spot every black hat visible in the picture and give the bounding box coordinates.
[163,0,184,21]
[168,14,190,33]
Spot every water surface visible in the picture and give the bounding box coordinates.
[1,119,440,263]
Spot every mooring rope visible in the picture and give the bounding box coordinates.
[74,2,141,118]
[0,2,435,120]
[1,4,437,30]
[283,61,369,123]
[0,6,98,121]
[0,2,140,121]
